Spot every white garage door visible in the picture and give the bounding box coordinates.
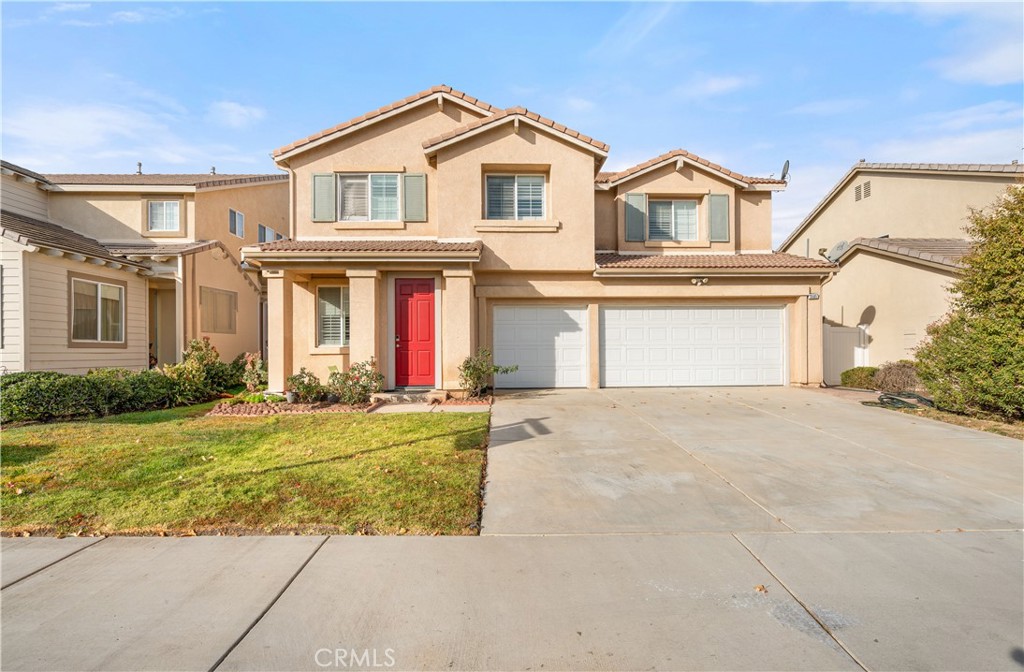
[493,306,588,388]
[601,306,785,387]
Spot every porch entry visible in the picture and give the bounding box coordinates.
[395,278,435,387]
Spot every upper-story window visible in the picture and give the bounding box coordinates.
[485,175,545,220]
[648,199,698,241]
[258,224,285,243]
[229,209,245,238]
[339,173,400,221]
[147,201,180,232]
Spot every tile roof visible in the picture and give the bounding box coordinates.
[422,107,610,154]
[853,162,1024,174]
[273,85,500,158]
[844,237,973,268]
[596,149,786,187]
[595,252,833,270]
[43,173,284,187]
[1,160,52,184]
[105,241,219,257]
[254,239,483,254]
[0,209,147,268]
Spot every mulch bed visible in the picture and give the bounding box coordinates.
[207,400,378,417]
[440,396,492,406]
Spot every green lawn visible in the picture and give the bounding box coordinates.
[1,403,490,536]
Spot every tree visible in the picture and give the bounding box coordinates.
[915,184,1024,420]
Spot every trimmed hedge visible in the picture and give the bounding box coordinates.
[839,366,879,390]
[1,337,242,424]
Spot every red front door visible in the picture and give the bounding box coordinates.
[395,278,435,387]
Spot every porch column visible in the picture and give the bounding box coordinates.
[346,269,381,367]
[442,269,475,390]
[174,257,185,362]
[264,269,294,394]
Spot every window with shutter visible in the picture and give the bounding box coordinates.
[624,192,647,241]
[485,174,545,220]
[709,194,730,242]
[648,200,698,241]
[317,286,350,347]
[337,174,401,221]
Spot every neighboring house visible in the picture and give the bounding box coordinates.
[0,160,288,374]
[40,170,288,366]
[777,161,1023,383]
[1,163,151,374]
[244,85,834,394]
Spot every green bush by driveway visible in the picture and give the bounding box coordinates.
[1,405,490,536]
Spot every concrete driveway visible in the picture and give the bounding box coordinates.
[2,388,1021,671]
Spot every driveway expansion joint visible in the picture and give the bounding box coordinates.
[0,536,107,591]
[731,533,871,672]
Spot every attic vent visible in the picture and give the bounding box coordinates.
[855,184,863,201]
[863,180,871,198]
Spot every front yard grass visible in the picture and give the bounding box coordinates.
[1,403,490,536]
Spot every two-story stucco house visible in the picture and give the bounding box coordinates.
[778,161,1023,384]
[244,86,834,394]
[0,160,288,373]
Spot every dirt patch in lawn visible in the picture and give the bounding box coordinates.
[207,400,382,417]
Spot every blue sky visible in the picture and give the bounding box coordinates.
[2,1,1022,245]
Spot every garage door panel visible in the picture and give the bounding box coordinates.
[601,306,785,387]
[494,306,587,388]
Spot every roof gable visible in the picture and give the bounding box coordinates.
[777,161,1023,252]
[273,85,499,161]
[421,107,610,160]
[838,237,972,270]
[596,149,785,191]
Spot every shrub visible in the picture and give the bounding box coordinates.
[916,185,1024,420]
[85,368,138,416]
[1,372,96,423]
[161,358,215,406]
[241,352,267,393]
[458,348,518,398]
[286,368,324,403]
[873,360,921,394]
[839,366,879,390]
[177,337,240,393]
[126,369,177,410]
[327,358,385,405]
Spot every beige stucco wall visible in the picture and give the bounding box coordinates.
[48,191,196,243]
[608,163,773,253]
[22,253,148,373]
[195,181,288,258]
[0,239,27,371]
[434,124,598,272]
[286,102,488,240]
[594,189,617,249]
[188,248,262,362]
[1,174,49,220]
[824,250,955,366]
[782,172,1016,257]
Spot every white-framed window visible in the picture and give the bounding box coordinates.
[229,209,245,238]
[258,224,275,243]
[200,286,237,334]
[317,286,350,347]
[648,199,698,241]
[147,200,180,232]
[71,278,124,343]
[485,174,545,220]
[338,173,400,221]
[275,232,285,241]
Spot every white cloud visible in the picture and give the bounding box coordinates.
[871,128,1023,165]
[588,3,674,60]
[206,101,267,130]
[788,98,867,116]
[52,3,91,12]
[564,97,595,113]
[919,101,1023,132]
[692,75,751,97]
[61,6,185,28]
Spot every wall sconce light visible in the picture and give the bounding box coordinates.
[690,277,709,286]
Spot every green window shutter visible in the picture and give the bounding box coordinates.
[624,193,647,242]
[709,194,730,242]
[311,173,336,222]
[402,173,427,222]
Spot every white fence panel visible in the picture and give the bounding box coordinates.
[823,324,868,386]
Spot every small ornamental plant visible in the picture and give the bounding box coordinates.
[286,368,324,403]
[459,348,518,398]
[327,358,385,405]
[241,352,267,392]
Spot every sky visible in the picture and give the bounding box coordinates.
[2,1,1022,246]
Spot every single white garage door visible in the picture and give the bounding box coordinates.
[601,306,785,387]
[493,306,588,388]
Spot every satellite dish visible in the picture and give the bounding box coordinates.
[825,240,850,262]
[780,160,790,182]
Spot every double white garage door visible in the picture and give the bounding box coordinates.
[494,305,785,388]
